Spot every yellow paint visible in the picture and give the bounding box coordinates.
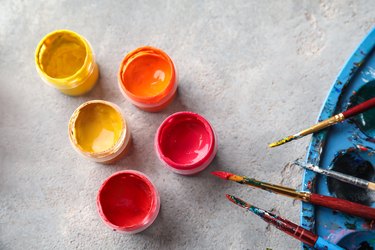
[74,103,124,153]
[40,33,86,78]
[35,30,99,96]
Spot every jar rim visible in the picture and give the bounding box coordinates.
[35,29,93,89]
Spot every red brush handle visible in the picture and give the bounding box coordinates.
[310,193,375,220]
[342,97,375,118]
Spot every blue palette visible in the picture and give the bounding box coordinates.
[301,28,375,250]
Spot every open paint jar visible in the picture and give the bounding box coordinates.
[155,111,217,175]
[118,46,177,112]
[97,170,160,233]
[68,100,131,164]
[35,30,99,96]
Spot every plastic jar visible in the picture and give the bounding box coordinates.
[35,29,99,96]
[118,46,177,112]
[155,111,217,175]
[68,100,131,164]
[97,170,160,233]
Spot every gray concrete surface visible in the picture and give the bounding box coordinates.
[0,0,374,249]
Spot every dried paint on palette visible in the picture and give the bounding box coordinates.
[349,81,375,138]
[327,149,375,206]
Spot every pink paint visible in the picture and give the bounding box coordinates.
[155,111,217,175]
[96,170,160,233]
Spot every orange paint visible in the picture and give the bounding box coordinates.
[118,47,177,112]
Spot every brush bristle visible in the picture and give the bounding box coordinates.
[225,194,250,209]
[268,135,295,148]
[211,171,233,180]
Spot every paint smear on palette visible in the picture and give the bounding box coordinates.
[349,81,375,138]
[336,231,375,250]
[327,150,375,206]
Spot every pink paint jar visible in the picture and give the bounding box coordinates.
[97,170,160,233]
[155,111,217,175]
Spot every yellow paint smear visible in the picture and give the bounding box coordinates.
[74,103,123,153]
[39,32,86,78]
[123,53,172,97]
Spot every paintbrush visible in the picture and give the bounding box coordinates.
[268,97,375,148]
[293,160,375,191]
[226,195,344,250]
[212,171,375,220]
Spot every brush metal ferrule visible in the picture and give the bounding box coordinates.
[233,176,311,201]
[299,113,345,136]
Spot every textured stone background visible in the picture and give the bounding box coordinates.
[0,0,374,249]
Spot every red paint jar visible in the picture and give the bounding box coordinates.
[155,112,217,175]
[118,46,177,112]
[97,170,160,233]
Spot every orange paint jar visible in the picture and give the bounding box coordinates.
[118,46,177,112]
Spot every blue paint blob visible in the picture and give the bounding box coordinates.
[337,231,375,250]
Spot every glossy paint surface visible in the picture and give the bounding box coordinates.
[74,103,123,153]
[122,53,172,97]
[350,81,375,138]
[156,112,216,173]
[160,117,210,165]
[38,32,86,78]
[99,173,152,228]
[97,171,159,232]
[327,150,374,206]
[118,46,177,111]
[35,30,99,95]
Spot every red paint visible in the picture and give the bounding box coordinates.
[356,144,368,151]
[211,171,233,180]
[97,170,160,233]
[155,112,217,175]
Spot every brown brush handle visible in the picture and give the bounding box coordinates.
[342,97,375,118]
[310,193,375,220]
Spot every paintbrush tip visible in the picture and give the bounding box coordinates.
[225,194,250,209]
[268,135,295,148]
[268,142,278,148]
[211,171,233,180]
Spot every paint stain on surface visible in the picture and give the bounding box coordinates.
[349,81,375,138]
[327,151,375,206]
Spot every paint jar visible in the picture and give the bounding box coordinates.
[155,111,217,175]
[68,100,131,164]
[97,170,160,233]
[118,46,177,112]
[35,29,99,96]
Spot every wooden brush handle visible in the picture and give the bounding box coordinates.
[310,193,375,220]
[368,182,375,191]
[342,97,375,118]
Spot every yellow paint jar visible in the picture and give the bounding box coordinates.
[68,100,131,164]
[35,30,99,96]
